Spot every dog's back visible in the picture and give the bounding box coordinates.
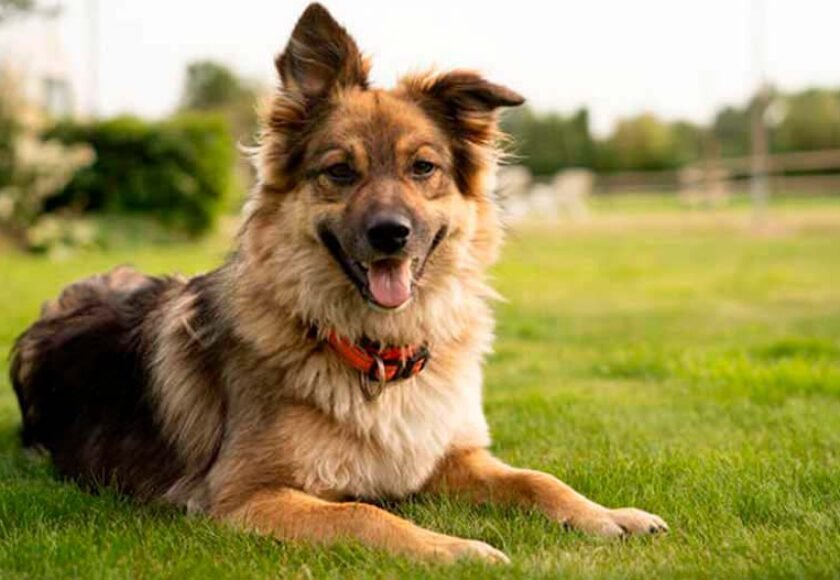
[10,267,187,499]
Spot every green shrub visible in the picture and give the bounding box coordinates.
[0,73,19,190]
[1,69,96,251]
[45,113,234,235]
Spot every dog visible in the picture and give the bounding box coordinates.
[10,3,667,564]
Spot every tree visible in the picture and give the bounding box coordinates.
[670,121,704,166]
[712,106,751,159]
[0,70,19,188]
[773,89,840,153]
[597,113,680,172]
[178,60,262,206]
[502,107,594,176]
[0,0,33,22]
[179,60,260,147]
[502,85,840,175]
[180,61,248,111]
[0,0,59,24]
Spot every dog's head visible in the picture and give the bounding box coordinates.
[242,4,522,335]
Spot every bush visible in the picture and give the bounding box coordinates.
[0,69,20,190]
[0,68,95,252]
[45,113,235,235]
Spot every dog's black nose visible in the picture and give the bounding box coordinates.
[367,214,412,254]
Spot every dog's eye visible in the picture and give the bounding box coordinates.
[323,163,357,185]
[411,160,436,179]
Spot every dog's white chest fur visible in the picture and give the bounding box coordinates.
[281,362,489,499]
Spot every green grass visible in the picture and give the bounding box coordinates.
[2,197,840,578]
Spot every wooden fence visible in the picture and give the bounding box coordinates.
[594,149,840,195]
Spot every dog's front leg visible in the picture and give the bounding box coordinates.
[212,487,510,563]
[424,447,668,537]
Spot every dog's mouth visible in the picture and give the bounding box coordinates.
[361,258,414,310]
[318,226,446,312]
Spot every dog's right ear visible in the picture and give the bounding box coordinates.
[275,3,369,102]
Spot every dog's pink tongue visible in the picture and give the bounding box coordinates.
[367,259,412,308]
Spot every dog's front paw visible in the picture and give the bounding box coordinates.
[426,536,511,564]
[566,507,669,537]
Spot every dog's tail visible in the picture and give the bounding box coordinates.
[9,265,154,448]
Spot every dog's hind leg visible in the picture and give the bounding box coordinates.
[215,487,509,564]
[424,447,669,537]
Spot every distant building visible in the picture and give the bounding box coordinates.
[0,5,89,119]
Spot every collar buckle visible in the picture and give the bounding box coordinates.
[360,354,388,401]
[323,329,431,401]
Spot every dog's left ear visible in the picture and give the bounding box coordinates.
[276,3,369,101]
[401,71,525,195]
[411,71,524,112]
[402,71,523,137]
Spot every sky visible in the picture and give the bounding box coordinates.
[38,0,840,135]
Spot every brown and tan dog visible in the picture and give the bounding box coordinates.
[10,4,667,564]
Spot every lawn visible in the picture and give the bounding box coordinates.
[1,197,839,578]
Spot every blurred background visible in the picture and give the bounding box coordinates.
[1,0,840,251]
[4,6,840,577]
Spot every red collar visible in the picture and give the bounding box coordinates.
[325,330,430,400]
